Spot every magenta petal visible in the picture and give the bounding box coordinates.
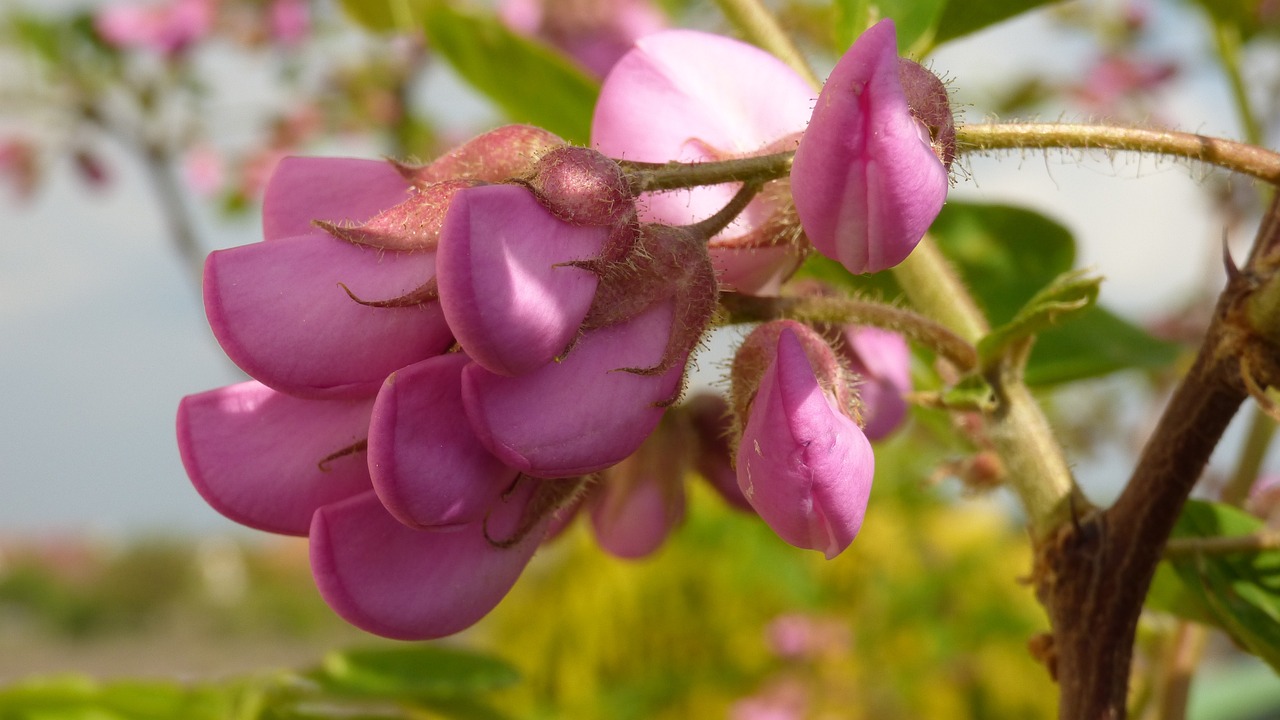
[737,329,874,558]
[310,485,545,640]
[369,353,517,529]
[462,301,682,478]
[437,185,604,376]
[791,20,948,275]
[263,157,410,241]
[205,232,453,398]
[592,30,813,291]
[593,30,812,170]
[177,382,374,536]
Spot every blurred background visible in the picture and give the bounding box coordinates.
[2,0,1280,717]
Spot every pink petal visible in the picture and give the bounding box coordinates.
[437,184,604,376]
[177,382,374,536]
[790,20,948,274]
[462,300,682,478]
[262,157,410,242]
[738,329,873,558]
[369,353,517,529]
[592,30,813,291]
[204,232,452,398]
[310,485,546,640]
[593,30,811,168]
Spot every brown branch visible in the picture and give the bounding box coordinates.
[1035,195,1280,719]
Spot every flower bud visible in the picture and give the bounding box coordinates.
[527,145,636,227]
[791,19,950,275]
[898,58,956,169]
[731,321,873,558]
[393,124,566,187]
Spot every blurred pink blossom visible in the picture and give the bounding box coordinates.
[500,0,665,77]
[94,0,214,56]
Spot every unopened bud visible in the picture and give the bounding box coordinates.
[898,59,955,169]
[394,124,566,187]
[528,145,635,227]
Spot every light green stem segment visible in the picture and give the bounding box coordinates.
[957,123,1280,185]
[894,238,1081,537]
[710,0,819,87]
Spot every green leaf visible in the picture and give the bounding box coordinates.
[338,0,427,32]
[831,0,946,53]
[933,0,1064,45]
[337,0,598,143]
[0,675,240,720]
[1156,500,1280,672]
[420,2,598,143]
[977,269,1101,369]
[312,645,520,703]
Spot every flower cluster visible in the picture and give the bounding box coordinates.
[178,19,950,639]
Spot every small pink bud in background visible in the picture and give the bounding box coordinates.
[499,0,665,77]
[838,326,911,441]
[732,322,873,558]
[685,393,754,511]
[590,415,688,558]
[269,0,311,46]
[183,144,224,197]
[0,137,39,200]
[1247,474,1280,528]
[791,19,950,275]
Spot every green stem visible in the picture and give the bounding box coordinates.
[619,122,1280,197]
[710,0,819,87]
[893,238,1080,537]
[957,123,1280,185]
[1212,20,1264,147]
[620,152,794,194]
[891,237,988,343]
[1164,530,1280,557]
[719,292,978,373]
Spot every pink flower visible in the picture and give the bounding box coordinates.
[790,19,950,275]
[592,30,815,293]
[181,126,727,639]
[733,322,873,558]
[94,0,213,56]
[269,0,311,46]
[499,0,665,77]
